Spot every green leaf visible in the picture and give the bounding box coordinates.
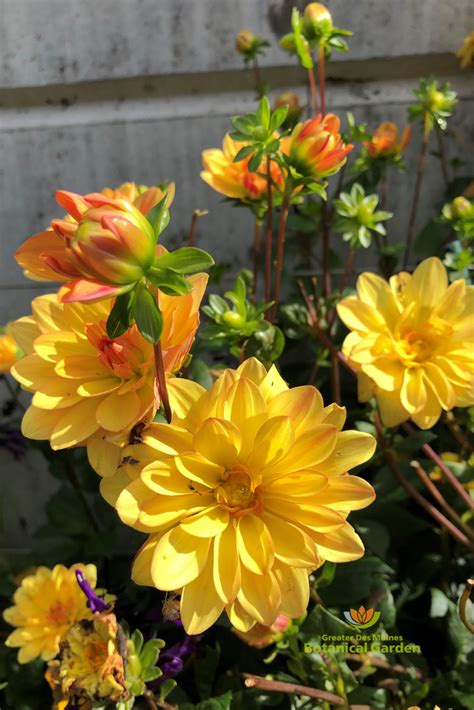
[301,604,354,639]
[244,322,285,365]
[208,294,229,314]
[106,290,135,338]
[131,629,144,656]
[142,666,162,682]
[270,104,289,131]
[256,96,271,130]
[248,150,263,172]
[153,246,214,274]
[233,145,255,163]
[135,286,163,343]
[140,638,165,668]
[147,267,192,295]
[147,195,170,239]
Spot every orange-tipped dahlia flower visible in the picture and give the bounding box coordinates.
[365,121,411,159]
[201,134,284,202]
[0,325,21,373]
[289,114,353,180]
[337,257,474,429]
[3,564,97,663]
[104,358,375,635]
[10,273,207,452]
[233,612,291,648]
[15,182,174,303]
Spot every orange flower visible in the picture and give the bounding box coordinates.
[15,182,175,299]
[289,114,352,180]
[0,326,20,373]
[365,121,411,158]
[201,134,284,202]
[349,605,374,625]
[233,613,291,648]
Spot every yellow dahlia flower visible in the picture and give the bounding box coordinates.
[201,134,284,202]
[337,257,474,429]
[54,612,127,702]
[10,273,207,451]
[105,358,375,635]
[3,564,96,663]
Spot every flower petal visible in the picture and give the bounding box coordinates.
[180,549,224,634]
[194,418,242,467]
[237,515,274,575]
[151,527,211,591]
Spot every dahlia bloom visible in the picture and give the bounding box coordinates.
[337,257,474,429]
[15,182,174,303]
[54,612,127,702]
[3,564,97,663]
[233,612,291,648]
[106,358,375,635]
[0,326,20,372]
[364,121,411,159]
[10,273,207,451]
[201,134,284,202]
[289,114,353,180]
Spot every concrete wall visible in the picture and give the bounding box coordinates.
[1,0,473,546]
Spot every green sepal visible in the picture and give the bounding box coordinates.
[135,286,163,343]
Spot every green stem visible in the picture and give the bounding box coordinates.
[318,44,326,116]
[403,116,431,269]
[264,157,274,306]
[270,195,290,322]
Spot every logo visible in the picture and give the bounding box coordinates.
[343,605,381,629]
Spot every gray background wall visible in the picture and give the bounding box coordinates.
[1,0,473,548]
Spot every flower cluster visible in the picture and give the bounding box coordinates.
[337,257,474,428]
[103,358,375,635]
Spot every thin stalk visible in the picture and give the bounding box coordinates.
[154,340,172,423]
[253,56,264,98]
[411,460,474,540]
[64,455,100,533]
[318,45,326,116]
[243,674,344,706]
[459,578,474,634]
[252,219,263,303]
[264,157,274,305]
[374,415,474,550]
[403,117,431,268]
[321,201,331,298]
[270,195,290,322]
[187,211,199,247]
[436,128,450,188]
[402,422,474,510]
[307,66,319,116]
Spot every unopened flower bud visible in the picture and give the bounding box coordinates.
[425,89,445,112]
[451,196,472,219]
[274,92,303,126]
[236,29,256,56]
[303,2,333,37]
[279,32,297,53]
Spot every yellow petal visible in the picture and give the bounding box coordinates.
[322,475,376,511]
[180,506,229,537]
[262,512,319,567]
[96,390,142,432]
[238,567,281,626]
[194,418,242,466]
[142,423,193,455]
[272,561,310,618]
[180,550,225,634]
[33,331,83,363]
[266,470,328,498]
[311,522,365,562]
[237,515,274,575]
[361,359,404,392]
[264,498,345,532]
[77,378,120,397]
[265,425,337,477]
[247,416,294,470]
[356,272,400,330]
[100,467,134,507]
[213,522,241,603]
[87,437,122,478]
[314,430,376,476]
[408,257,448,311]
[50,398,100,448]
[225,377,267,458]
[226,598,256,633]
[319,402,347,428]
[168,377,205,428]
[21,406,62,440]
[267,386,324,434]
[115,479,155,530]
[400,368,427,414]
[132,535,158,586]
[259,364,288,402]
[411,382,442,429]
[236,357,267,385]
[139,493,215,531]
[376,389,408,427]
[142,460,198,495]
[175,452,225,488]
[9,316,40,354]
[337,296,388,334]
[151,526,211,591]
[423,362,455,410]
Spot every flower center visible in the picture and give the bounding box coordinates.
[86,322,153,381]
[47,601,70,625]
[216,464,261,516]
[395,318,452,365]
[84,640,108,672]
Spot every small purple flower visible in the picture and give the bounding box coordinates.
[159,635,201,680]
[75,570,109,613]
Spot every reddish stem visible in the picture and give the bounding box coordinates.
[253,56,264,98]
[402,422,474,510]
[264,157,274,305]
[243,674,344,706]
[270,196,290,322]
[154,339,172,423]
[307,66,319,116]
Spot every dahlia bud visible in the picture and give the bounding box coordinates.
[303,2,333,37]
[451,196,472,219]
[279,32,297,53]
[274,92,303,126]
[236,29,257,56]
